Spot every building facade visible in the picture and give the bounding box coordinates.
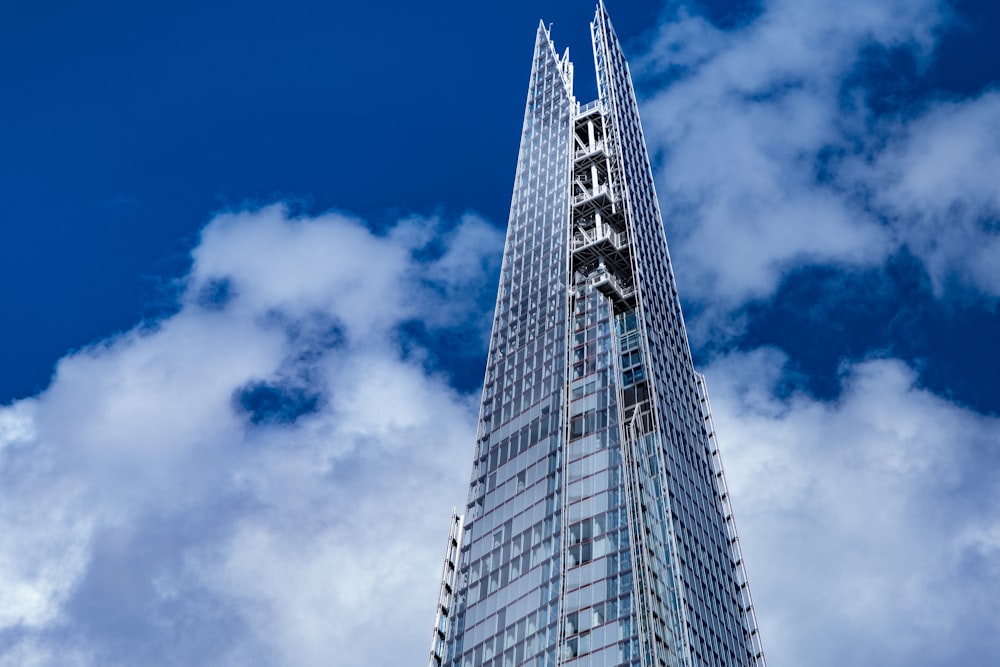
[429,5,765,667]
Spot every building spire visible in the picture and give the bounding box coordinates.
[429,9,767,667]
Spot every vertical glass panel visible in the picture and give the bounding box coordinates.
[437,9,764,667]
[447,24,574,667]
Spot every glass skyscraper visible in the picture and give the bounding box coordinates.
[429,5,765,666]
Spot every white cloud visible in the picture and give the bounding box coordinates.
[0,205,499,665]
[637,0,1000,323]
[705,349,1000,666]
[851,90,1000,295]
[3,4,998,666]
[635,9,1000,659]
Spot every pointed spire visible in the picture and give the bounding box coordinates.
[529,16,573,95]
[595,0,613,27]
[533,18,551,62]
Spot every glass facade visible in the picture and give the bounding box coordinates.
[429,5,765,667]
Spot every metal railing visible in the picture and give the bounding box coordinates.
[574,141,607,161]
[573,184,612,205]
[572,225,626,252]
[590,266,634,301]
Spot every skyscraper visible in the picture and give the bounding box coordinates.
[429,4,765,667]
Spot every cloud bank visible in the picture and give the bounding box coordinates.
[632,1,1000,664]
[3,1,999,665]
[639,0,1000,320]
[0,205,501,666]
[706,350,1000,667]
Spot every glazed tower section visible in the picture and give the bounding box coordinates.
[429,5,764,667]
[585,7,766,666]
[433,22,576,667]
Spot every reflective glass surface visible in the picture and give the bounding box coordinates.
[436,7,764,667]
[593,8,759,666]
[446,25,575,667]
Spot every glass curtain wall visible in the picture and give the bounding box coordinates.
[431,6,766,667]
[444,23,575,667]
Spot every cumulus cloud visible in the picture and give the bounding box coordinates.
[706,349,1000,667]
[0,205,502,666]
[850,90,1000,296]
[4,4,998,667]
[633,9,1000,660]
[637,0,1000,325]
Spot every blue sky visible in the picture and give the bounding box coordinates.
[1,1,999,665]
